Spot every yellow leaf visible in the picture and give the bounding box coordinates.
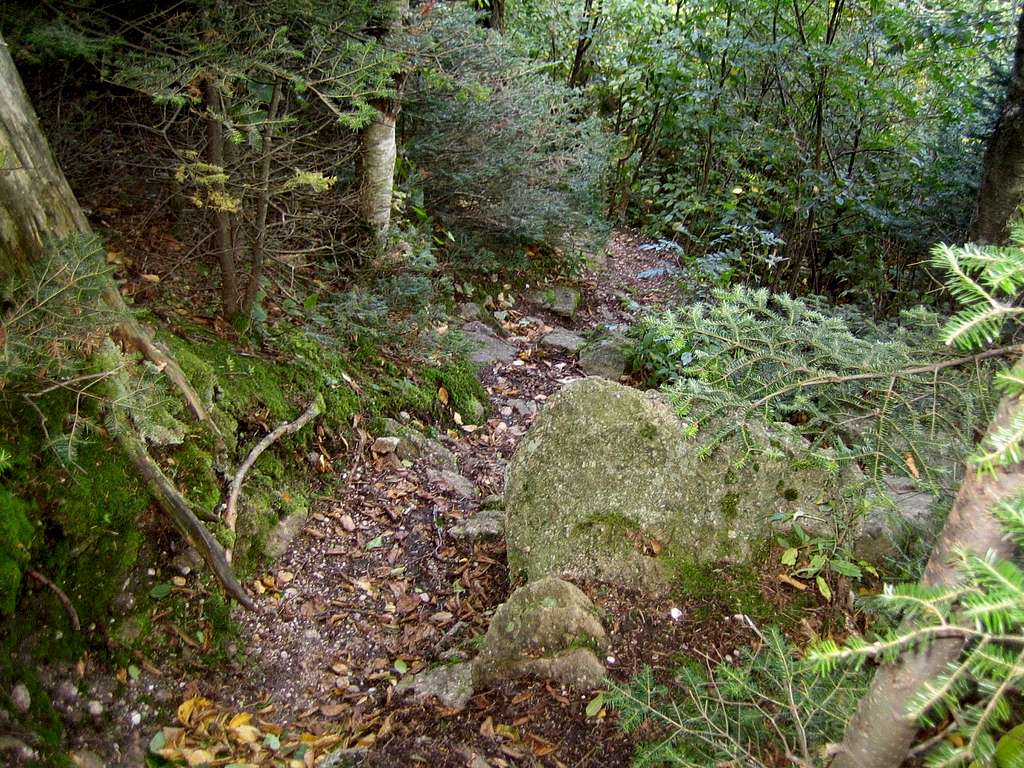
[141,273,161,283]
[904,453,920,479]
[232,724,261,743]
[185,748,215,766]
[177,697,211,726]
[229,712,252,728]
[453,411,463,425]
[438,386,449,406]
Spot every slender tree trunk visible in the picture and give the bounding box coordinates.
[832,392,1020,767]
[358,0,406,240]
[0,33,250,608]
[205,80,240,316]
[972,9,1024,245]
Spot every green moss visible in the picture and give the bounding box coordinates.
[782,487,799,501]
[719,492,739,521]
[420,361,489,421]
[639,423,657,441]
[668,559,772,621]
[0,488,33,615]
[168,440,220,516]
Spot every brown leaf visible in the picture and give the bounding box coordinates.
[480,716,495,738]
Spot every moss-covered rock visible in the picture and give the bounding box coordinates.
[504,378,850,592]
[473,577,607,690]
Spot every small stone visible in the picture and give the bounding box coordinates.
[578,335,629,380]
[508,398,538,418]
[56,680,78,704]
[425,468,477,500]
[670,607,683,621]
[449,509,505,541]
[372,436,399,454]
[10,683,30,713]
[396,662,475,711]
[461,322,517,367]
[339,514,356,532]
[528,286,582,319]
[87,700,104,717]
[540,328,585,353]
[128,711,141,727]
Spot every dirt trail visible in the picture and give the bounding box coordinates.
[58,230,755,768]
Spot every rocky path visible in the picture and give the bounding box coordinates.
[58,230,757,768]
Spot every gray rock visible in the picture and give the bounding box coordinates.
[474,578,607,690]
[320,747,369,768]
[450,509,505,541]
[380,418,458,471]
[372,436,400,454]
[426,468,477,500]
[460,321,517,367]
[0,736,35,763]
[508,398,538,418]
[458,303,508,338]
[9,683,29,714]
[540,328,585,353]
[87,700,104,718]
[396,662,474,711]
[856,475,941,562]
[579,335,629,380]
[504,378,855,592]
[529,286,582,319]
[265,511,308,560]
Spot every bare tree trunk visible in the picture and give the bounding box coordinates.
[358,108,399,237]
[0,37,90,275]
[205,80,240,316]
[831,393,1022,768]
[0,33,250,609]
[358,0,406,240]
[972,9,1024,245]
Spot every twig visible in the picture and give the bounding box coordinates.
[28,569,80,630]
[224,396,323,561]
[751,344,1024,409]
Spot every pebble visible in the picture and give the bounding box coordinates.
[128,711,141,727]
[10,683,30,713]
[87,700,104,717]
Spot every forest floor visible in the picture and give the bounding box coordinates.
[56,231,825,768]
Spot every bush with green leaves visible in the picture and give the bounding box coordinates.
[403,4,611,269]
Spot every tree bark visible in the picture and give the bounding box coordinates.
[831,393,1022,768]
[358,0,406,240]
[0,33,249,609]
[972,9,1024,245]
[0,36,90,275]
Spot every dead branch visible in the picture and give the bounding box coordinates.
[28,569,80,630]
[224,396,323,562]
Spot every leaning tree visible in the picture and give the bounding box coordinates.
[0,33,254,609]
[830,10,1024,766]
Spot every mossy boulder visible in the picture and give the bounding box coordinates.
[473,577,607,690]
[504,378,850,592]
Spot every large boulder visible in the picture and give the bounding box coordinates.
[528,286,581,319]
[578,334,629,380]
[504,378,853,592]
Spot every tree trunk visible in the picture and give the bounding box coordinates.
[0,36,90,275]
[358,0,406,240]
[831,393,1022,768]
[972,9,1024,245]
[0,32,251,609]
[358,108,399,237]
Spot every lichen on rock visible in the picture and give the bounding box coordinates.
[503,377,853,592]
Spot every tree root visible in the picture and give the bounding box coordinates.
[224,396,323,562]
[116,420,256,610]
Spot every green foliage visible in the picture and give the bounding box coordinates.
[808,498,1024,767]
[607,627,866,766]
[404,4,611,267]
[509,0,1015,304]
[629,287,995,494]
[0,488,33,616]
